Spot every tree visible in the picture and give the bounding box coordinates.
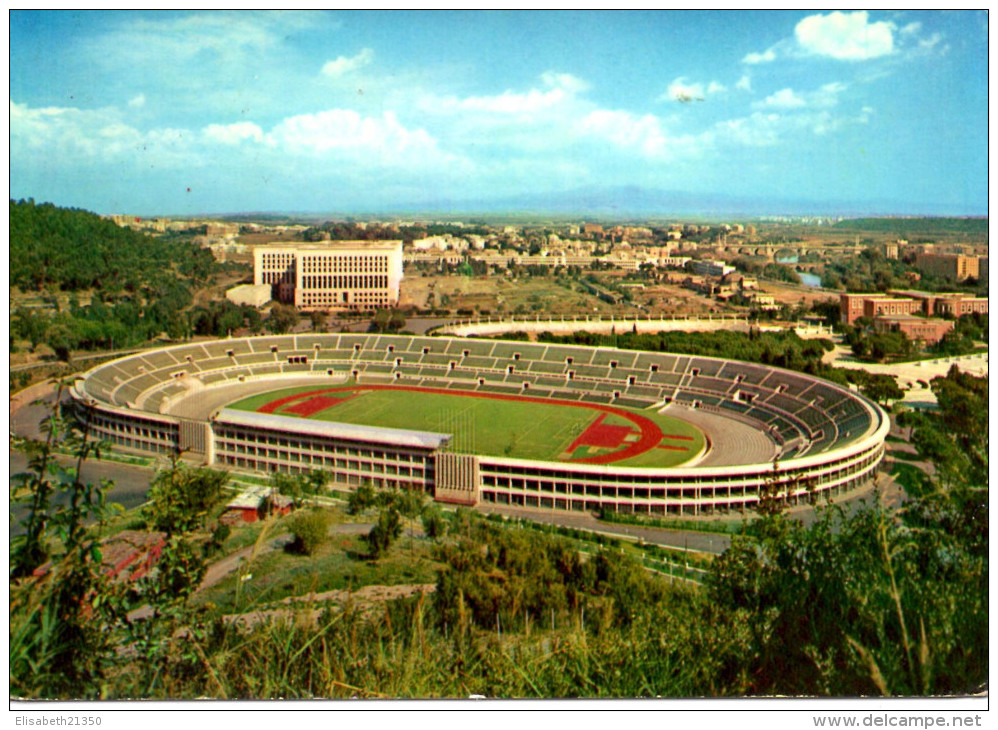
[287,509,331,556]
[10,390,125,697]
[268,303,299,335]
[45,323,77,362]
[144,462,229,535]
[366,505,403,558]
[346,481,377,515]
[271,470,329,507]
[859,373,905,408]
[755,460,789,516]
[709,494,987,696]
[421,507,448,539]
[309,310,328,332]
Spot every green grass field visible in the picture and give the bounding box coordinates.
[229,384,705,468]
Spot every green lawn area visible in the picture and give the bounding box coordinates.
[228,385,705,468]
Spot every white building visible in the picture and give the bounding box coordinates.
[254,240,403,311]
[225,284,272,308]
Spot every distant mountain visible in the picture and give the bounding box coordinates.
[346,185,984,220]
[169,186,985,222]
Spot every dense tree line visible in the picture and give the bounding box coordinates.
[536,329,840,379]
[10,199,216,294]
[9,200,254,357]
[831,217,988,238]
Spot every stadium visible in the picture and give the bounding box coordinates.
[70,333,889,515]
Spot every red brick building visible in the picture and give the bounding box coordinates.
[873,315,954,346]
[842,291,988,325]
[839,293,917,325]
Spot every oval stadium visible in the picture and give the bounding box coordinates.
[70,333,889,515]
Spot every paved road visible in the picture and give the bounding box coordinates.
[475,503,732,554]
[10,450,156,533]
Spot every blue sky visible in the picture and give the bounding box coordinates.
[9,10,989,216]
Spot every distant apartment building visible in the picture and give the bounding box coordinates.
[914,253,981,282]
[692,260,736,278]
[658,255,692,268]
[254,241,403,311]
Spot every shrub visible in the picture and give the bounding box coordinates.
[287,510,330,556]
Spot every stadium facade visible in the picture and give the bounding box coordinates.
[70,334,889,515]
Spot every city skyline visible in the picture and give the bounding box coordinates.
[9,10,989,217]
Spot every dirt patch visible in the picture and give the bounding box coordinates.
[224,583,436,629]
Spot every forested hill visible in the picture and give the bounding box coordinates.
[831,217,988,238]
[9,199,215,292]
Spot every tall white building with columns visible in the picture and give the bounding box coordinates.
[254,240,403,311]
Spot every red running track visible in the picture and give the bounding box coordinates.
[252,384,676,465]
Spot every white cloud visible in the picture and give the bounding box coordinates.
[203,121,264,145]
[426,71,588,116]
[742,48,777,65]
[812,82,848,107]
[755,88,805,109]
[662,77,725,102]
[919,33,944,52]
[128,94,146,108]
[577,110,671,157]
[794,11,894,61]
[742,11,915,65]
[540,71,590,94]
[752,82,847,111]
[266,109,444,164]
[321,48,374,78]
[735,75,752,92]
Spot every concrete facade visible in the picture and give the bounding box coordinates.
[71,334,889,516]
[254,240,403,311]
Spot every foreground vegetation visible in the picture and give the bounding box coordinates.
[9,368,987,699]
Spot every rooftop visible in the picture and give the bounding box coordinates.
[214,408,452,451]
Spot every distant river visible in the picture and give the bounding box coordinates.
[775,254,822,288]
